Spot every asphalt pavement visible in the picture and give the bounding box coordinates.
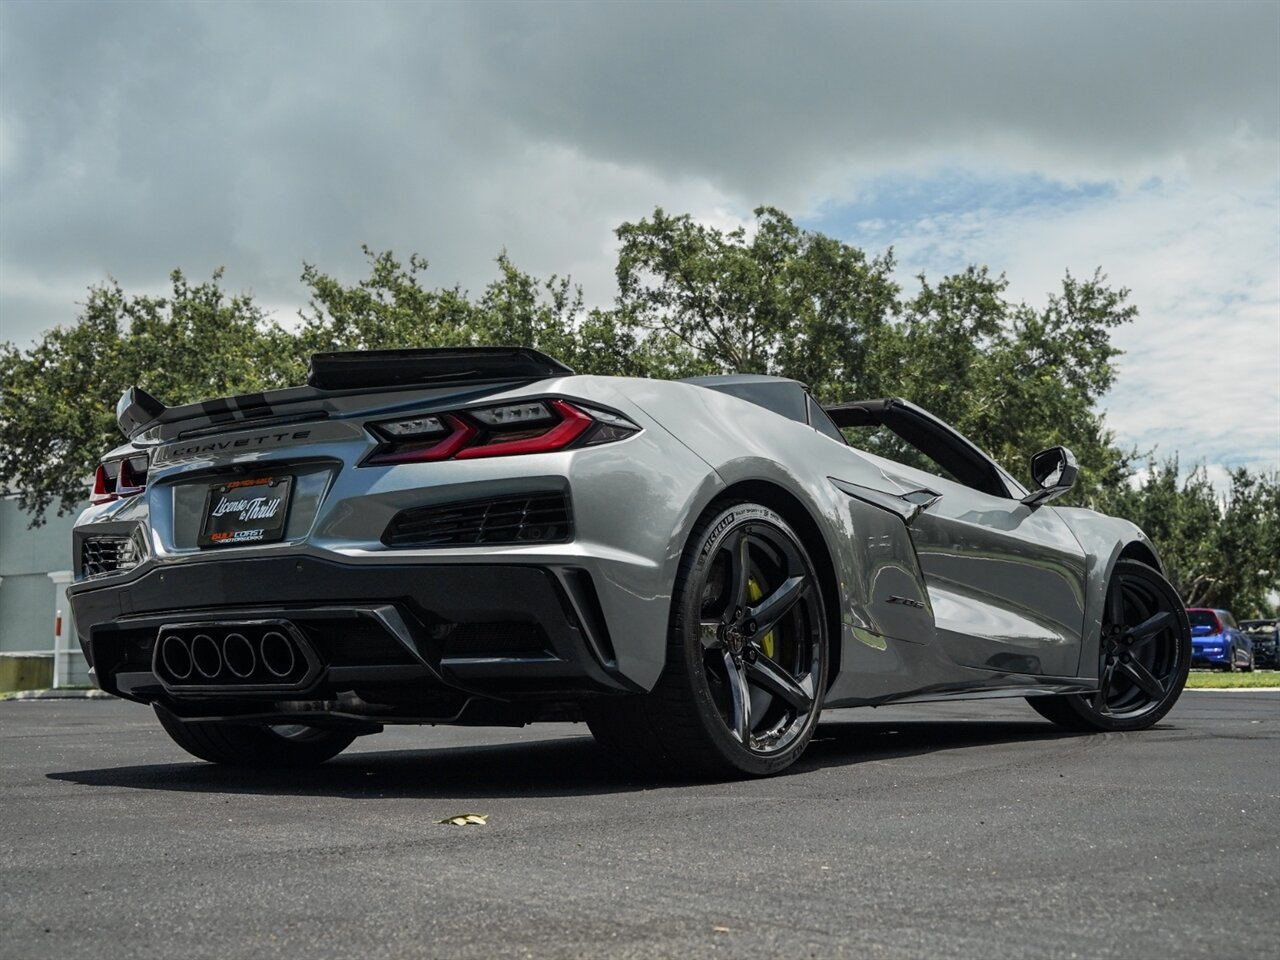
[1,691,1277,959]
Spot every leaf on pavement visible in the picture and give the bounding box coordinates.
[438,813,488,826]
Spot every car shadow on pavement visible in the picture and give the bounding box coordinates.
[46,717,1081,799]
[799,717,1079,772]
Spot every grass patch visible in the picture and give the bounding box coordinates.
[1185,670,1280,689]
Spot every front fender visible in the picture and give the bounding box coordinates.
[1053,508,1163,680]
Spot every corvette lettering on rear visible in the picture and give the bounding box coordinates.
[153,430,312,464]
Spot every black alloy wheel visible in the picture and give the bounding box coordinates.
[695,511,825,757]
[1028,559,1190,732]
[585,501,828,777]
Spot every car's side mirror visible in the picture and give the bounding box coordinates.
[1021,446,1078,507]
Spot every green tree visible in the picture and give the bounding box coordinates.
[294,247,479,362]
[614,206,900,397]
[892,267,1136,501]
[298,246,707,380]
[0,269,293,521]
[614,206,1134,500]
[1101,460,1280,616]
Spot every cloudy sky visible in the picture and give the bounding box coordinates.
[2,0,1277,481]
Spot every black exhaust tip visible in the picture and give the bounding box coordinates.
[259,630,297,678]
[160,634,193,680]
[222,632,256,678]
[190,633,223,679]
[154,620,317,692]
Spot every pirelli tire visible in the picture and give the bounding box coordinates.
[154,706,356,766]
[585,500,828,779]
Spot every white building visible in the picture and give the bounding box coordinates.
[0,496,90,686]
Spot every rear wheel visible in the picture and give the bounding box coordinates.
[155,706,356,766]
[1227,647,1240,673]
[585,501,828,778]
[1243,650,1255,673]
[1028,559,1190,732]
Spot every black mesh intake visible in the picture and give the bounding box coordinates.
[82,535,143,577]
[382,493,572,547]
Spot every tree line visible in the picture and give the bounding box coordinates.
[1,207,1276,615]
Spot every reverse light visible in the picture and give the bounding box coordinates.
[469,402,555,427]
[378,416,447,438]
[363,399,640,466]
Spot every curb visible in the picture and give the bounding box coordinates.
[1184,686,1280,693]
[4,688,112,700]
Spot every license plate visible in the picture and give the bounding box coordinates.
[198,475,293,547]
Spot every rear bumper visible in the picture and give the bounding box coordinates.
[69,554,638,722]
[1191,646,1231,667]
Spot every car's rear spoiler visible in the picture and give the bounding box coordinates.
[307,347,573,390]
[114,347,575,440]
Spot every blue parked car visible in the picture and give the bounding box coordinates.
[1187,608,1253,671]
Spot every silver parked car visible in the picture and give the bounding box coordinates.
[69,348,1191,777]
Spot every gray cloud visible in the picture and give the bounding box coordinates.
[451,0,1279,191]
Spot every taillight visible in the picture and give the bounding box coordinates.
[90,455,149,504]
[363,400,639,466]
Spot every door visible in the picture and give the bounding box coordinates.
[899,470,1087,677]
[825,397,1088,677]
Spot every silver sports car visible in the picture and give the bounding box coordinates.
[69,347,1191,776]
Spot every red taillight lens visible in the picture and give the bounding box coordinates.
[90,464,116,504]
[364,416,478,465]
[363,399,638,466]
[90,456,149,504]
[115,458,145,495]
[455,401,592,459]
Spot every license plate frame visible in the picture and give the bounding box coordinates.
[198,475,293,548]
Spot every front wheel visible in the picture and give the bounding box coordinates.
[1028,559,1190,732]
[155,706,357,766]
[585,501,828,778]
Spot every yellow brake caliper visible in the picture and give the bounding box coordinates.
[747,578,775,660]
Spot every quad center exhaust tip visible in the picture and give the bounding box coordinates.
[159,634,193,680]
[259,631,297,678]
[222,632,257,678]
[190,634,223,679]
[154,622,312,688]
